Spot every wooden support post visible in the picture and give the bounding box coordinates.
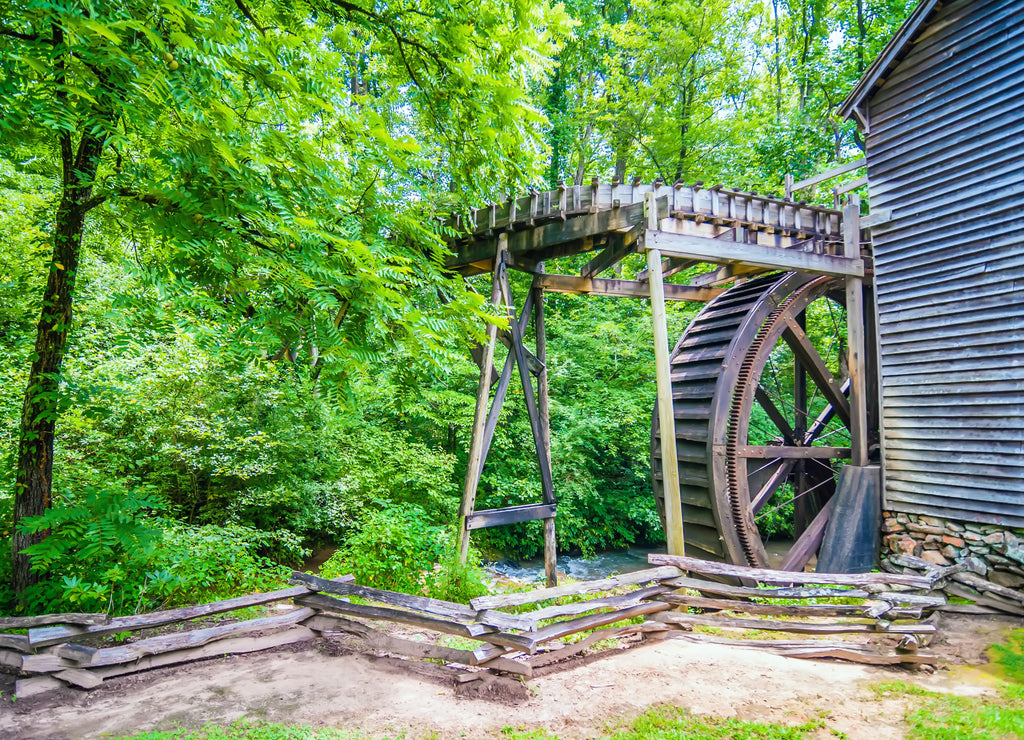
[534,265,557,588]
[645,192,685,556]
[458,237,506,562]
[843,194,869,467]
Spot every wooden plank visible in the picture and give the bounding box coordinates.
[526,622,668,669]
[690,263,763,287]
[535,269,557,589]
[655,612,936,635]
[73,608,315,668]
[91,626,315,681]
[476,282,536,478]
[535,273,722,302]
[525,585,670,623]
[661,575,870,600]
[523,601,671,651]
[304,613,531,677]
[835,175,869,196]
[0,649,24,669]
[458,250,504,560]
[469,566,682,611]
[447,199,656,268]
[0,613,108,629]
[657,594,921,619]
[465,503,556,531]
[646,230,864,278]
[290,571,533,632]
[781,316,853,428]
[735,445,851,459]
[648,554,934,588]
[580,227,640,279]
[0,633,31,652]
[297,593,534,653]
[26,583,334,648]
[791,159,865,193]
[648,192,685,558]
[15,675,65,698]
[53,668,103,689]
[666,631,939,665]
[951,572,1024,605]
[22,652,76,673]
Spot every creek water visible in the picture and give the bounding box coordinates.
[486,546,661,583]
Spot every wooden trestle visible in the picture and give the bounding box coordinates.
[448,178,869,580]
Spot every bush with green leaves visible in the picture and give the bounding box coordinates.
[320,503,487,603]
[2,482,288,615]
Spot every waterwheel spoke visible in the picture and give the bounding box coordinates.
[755,386,797,444]
[778,498,835,572]
[749,460,794,514]
[802,378,851,442]
[781,315,851,427]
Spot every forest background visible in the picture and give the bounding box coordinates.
[0,0,911,615]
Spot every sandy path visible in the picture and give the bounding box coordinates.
[0,634,962,740]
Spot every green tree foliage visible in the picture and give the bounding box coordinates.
[0,0,566,597]
[1,0,916,613]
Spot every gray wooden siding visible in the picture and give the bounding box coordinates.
[865,0,1024,525]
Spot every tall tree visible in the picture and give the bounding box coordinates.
[0,0,565,593]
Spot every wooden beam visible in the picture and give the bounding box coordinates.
[645,230,864,278]
[0,613,108,629]
[458,240,505,562]
[447,198,666,269]
[580,226,640,278]
[535,273,722,302]
[26,584,337,648]
[534,269,557,588]
[690,263,762,287]
[791,158,865,194]
[734,445,851,459]
[648,553,934,588]
[844,194,869,467]
[647,193,684,557]
[469,565,682,611]
[465,503,556,530]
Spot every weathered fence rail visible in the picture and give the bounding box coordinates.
[1,555,971,698]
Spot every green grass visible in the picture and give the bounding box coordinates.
[114,720,401,740]
[868,627,1024,740]
[502,706,836,739]
[119,708,838,740]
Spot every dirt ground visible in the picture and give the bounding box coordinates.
[0,613,1017,740]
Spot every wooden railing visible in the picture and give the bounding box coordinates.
[2,555,969,698]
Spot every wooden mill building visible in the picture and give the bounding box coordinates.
[840,0,1024,531]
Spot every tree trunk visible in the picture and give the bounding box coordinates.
[13,200,87,593]
[13,124,106,594]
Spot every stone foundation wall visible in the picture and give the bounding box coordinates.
[881,510,1024,589]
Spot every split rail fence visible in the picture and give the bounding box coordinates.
[0,554,974,698]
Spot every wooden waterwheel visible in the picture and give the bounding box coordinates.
[652,271,854,571]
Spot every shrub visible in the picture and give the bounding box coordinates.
[320,503,487,603]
